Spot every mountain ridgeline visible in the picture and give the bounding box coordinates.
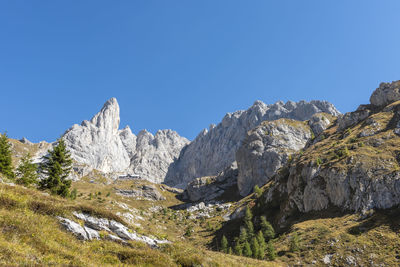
[55,97,340,191]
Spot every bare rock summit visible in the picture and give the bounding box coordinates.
[62,98,189,183]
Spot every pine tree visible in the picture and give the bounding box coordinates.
[40,138,73,197]
[250,237,260,259]
[266,240,277,260]
[221,235,228,253]
[243,241,252,257]
[289,232,300,252]
[234,239,242,255]
[257,230,266,259]
[244,206,252,222]
[239,227,248,243]
[0,133,14,178]
[228,247,233,255]
[16,153,38,186]
[244,206,254,237]
[260,216,275,241]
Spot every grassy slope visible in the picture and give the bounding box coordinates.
[0,176,278,266]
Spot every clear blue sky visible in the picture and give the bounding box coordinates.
[1,1,400,142]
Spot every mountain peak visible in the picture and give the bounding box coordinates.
[90,97,120,133]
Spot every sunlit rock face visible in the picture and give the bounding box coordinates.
[62,98,189,183]
[63,98,131,173]
[165,100,340,188]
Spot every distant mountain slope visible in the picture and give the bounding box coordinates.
[165,100,340,188]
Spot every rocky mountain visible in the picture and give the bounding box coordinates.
[259,80,400,225]
[63,98,131,174]
[63,98,189,183]
[165,100,340,188]
[237,118,311,196]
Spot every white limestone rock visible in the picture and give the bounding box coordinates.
[61,98,188,183]
[63,98,131,174]
[129,129,189,184]
[58,217,89,240]
[70,212,170,247]
[166,100,340,188]
[236,119,312,196]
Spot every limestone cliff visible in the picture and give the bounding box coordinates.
[165,100,340,188]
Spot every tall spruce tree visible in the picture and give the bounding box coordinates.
[250,237,260,259]
[257,230,266,259]
[40,138,73,197]
[16,153,38,186]
[0,133,14,178]
[220,235,228,253]
[234,239,243,256]
[243,241,252,257]
[239,227,248,243]
[260,216,275,241]
[244,206,254,237]
[266,240,277,260]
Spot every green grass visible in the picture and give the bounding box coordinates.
[0,181,278,266]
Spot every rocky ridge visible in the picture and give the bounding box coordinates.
[260,80,400,225]
[62,98,189,183]
[165,100,340,188]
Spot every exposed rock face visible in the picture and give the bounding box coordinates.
[185,163,238,202]
[268,161,400,215]
[129,129,189,184]
[308,113,333,136]
[337,105,371,131]
[370,80,400,107]
[260,81,400,224]
[58,212,170,247]
[236,119,313,196]
[166,100,340,188]
[63,98,131,174]
[62,98,189,183]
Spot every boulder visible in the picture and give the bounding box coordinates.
[58,217,89,240]
[370,80,400,107]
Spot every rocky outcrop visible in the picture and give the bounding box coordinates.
[308,113,334,136]
[58,212,170,247]
[165,100,340,188]
[337,105,371,131]
[236,119,313,196]
[370,80,400,107]
[185,163,238,202]
[260,81,400,223]
[115,185,166,201]
[61,98,188,183]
